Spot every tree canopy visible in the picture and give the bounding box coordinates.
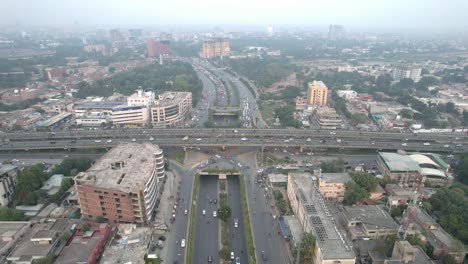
[320,159,344,173]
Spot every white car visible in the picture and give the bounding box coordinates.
[234,218,238,228]
[213,211,217,217]
[231,252,235,260]
[106,139,112,143]
[94,140,102,143]
[132,138,136,142]
[306,138,311,142]
[196,138,202,141]
[402,143,407,146]
[181,239,186,248]
[241,137,248,141]
[202,210,206,215]
[149,137,154,141]
[444,144,450,148]
[423,142,430,146]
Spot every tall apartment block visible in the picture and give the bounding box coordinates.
[201,38,230,59]
[147,39,171,57]
[307,80,329,107]
[74,143,164,224]
[328,24,345,41]
[392,63,422,82]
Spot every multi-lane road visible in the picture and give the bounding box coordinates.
[227,176,249,264]
[1,132,466,153]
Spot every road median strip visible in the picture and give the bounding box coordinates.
[186,173,200,264]
[239,174,256,264]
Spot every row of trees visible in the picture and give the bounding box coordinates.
[274,103,302,128]
[225,57,295,87]
[75,61,203,105]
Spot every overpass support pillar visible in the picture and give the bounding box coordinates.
[222,146,226,151]
[260,145,265,166]
[299,146,303,153]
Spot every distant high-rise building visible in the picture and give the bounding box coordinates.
[201,38,230,59]
[147,39,171,57]
[128,28,143,41]
[392,64,422,82]
[328,24,345,41]
[267,25,274,37]
[307,80,329,106]
[109,29,125,42]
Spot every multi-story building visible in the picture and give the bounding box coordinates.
[150,92,192,128]
[74,143,164,224]
[392,64,422,82]
[328,24,346,41]
[0,164,18,206]
[74,101,122,126]
[287,173,355,264]
[337,90,357,101]
[314,107,342,129]
[201,38,230,59]
[110,90,192,128]
[307,80,328,106]
[146,40,171,57]
[317,172,352,202]
[377,152,450,187]
[405,205,466,263]
[340,205,399,240]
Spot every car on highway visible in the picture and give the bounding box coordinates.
[213,198,217,204]
[213,211,217,217]
[261,251,268,261]
[207,256,213,263]
[106,140,112,143]
[444,144,450,148]
[423,142,430,146]
[132,138,136,142]
[241,137,248,141]
[402,143,407,146]
[231,252,235,259]
[149,137,154,141]
[180,239,186,248]
[202,210,206,215]
[284,139,289,143]
[94,140,101,143]
[306,138,311,142]
[234,218,238,228]
[182,136,189,141]
[184,209,188,215]
[196,138,202,141]
[236,257,240,264]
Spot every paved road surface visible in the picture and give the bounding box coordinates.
[227,176,249,263]
[193,175,220,263]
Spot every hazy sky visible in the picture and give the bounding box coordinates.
[1,0,468,32]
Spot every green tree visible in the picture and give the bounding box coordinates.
[81,224,90,232]
[219,247,231,261]
[320,159,344,173]
[299,233,316,262]
[350,113,367,124]
[217,206,232,222]
[399,109,414,119]
[344,182,369,205]
[0,207,26,221]
[455,152,468,184]
[445,102,456,113]
[350,172,378,192]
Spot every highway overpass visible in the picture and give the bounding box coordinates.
[0,133,466,152]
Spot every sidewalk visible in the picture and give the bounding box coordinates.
[157,170,179,261]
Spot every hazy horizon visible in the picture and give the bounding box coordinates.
[1,0,468,34]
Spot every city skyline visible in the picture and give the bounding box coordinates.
[1,0,468,34]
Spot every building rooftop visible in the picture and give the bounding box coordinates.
[319,172,352,184]
[154,91,191,107]
[343,205,399,230]
[101,224,151,264]
[379,152,421,172]
[40,174,63,195]
[407,205,457,249]
[0,221,30,252]
[75,101,122,109]
[289,173,355,260]
[74,143,163,193]
[309,80,328,90]
[0,164,17,175]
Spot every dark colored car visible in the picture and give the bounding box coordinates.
[207,255,213,263]
[261,251,268,261]
[213,199,217,204]
[158,236,166,241]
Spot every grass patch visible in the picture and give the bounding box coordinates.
[186,173,200,264]
[229,80,241,106]
[258,101,277,127]
[165,150,185,164]
[239,174,256,264]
